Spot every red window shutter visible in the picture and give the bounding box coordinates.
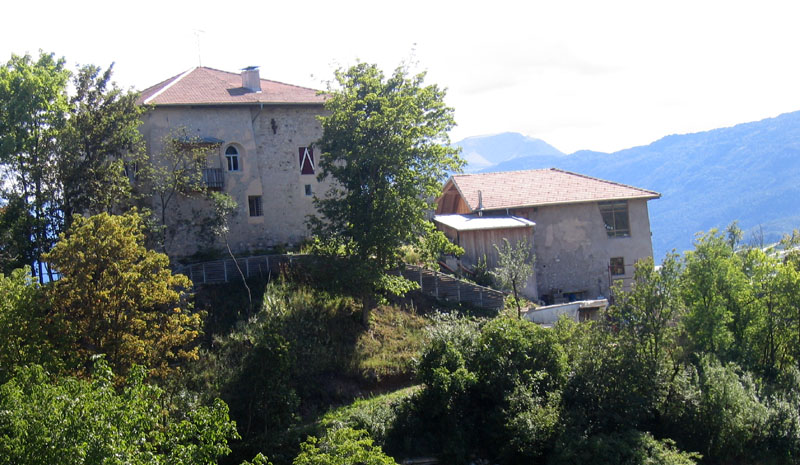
[299,147,315,175]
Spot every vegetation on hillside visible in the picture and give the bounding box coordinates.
[2,52,800,465]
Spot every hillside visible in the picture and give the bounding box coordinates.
[456,111,800,257]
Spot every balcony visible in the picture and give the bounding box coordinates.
[202,168,224,191]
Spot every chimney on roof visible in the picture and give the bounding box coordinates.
[241,66,261,93]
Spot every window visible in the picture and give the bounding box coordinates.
[304,184,312,196]
[225,146,240,171]
[248,195,263,217]
[599,200,630,237]
[299,146,315,175]
[610,257,625,276]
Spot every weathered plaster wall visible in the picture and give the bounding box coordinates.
[140,104,327,257]
[509,199,654,301]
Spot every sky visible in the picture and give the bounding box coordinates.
[4,0,800,154]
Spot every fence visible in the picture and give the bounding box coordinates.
[401,265,506,310]
[176,254,305,285]
[177,256,506,310]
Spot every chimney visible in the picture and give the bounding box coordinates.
[241,66,261,93]
[477,190,484,217]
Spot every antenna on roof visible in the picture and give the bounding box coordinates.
[193,29,205,67]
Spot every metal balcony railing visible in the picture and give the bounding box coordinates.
[202,168,224,190]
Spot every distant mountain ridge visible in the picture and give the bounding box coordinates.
[458,133,564,173]
[455,112,800,258]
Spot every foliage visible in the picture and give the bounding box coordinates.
[608,254,685,389]
[354,304,428,381]
[43,211,202,379]
[550,430,701,465]
[0,51,70,281]
[137,129,220,254]
[469,254,494,287]
[310,61,463,320]
[0,361,238,465]
[0,195,36,274]
[396,316,566,464]
[317,387,418,445]
[0,54,144,281]
[0,267,55,383]
[294,427,397,465]
[189,281,428,464]
[682,228,746,358]
[491,238,534,318]
[56,63,145,224]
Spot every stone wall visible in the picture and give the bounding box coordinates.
[140,103,329,257]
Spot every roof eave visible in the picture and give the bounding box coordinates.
[483,194,661,211]
[144,101,325,107]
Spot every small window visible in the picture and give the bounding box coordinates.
[304,184,312,196]
[599,200,630,237]
[225,146,240,172]
[610,257,625,276]
[248,195,263,217]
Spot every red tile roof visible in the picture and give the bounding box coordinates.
[138,67,325,106]
[447,168,660,212]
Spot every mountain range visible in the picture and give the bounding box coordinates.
[455,111,800,258]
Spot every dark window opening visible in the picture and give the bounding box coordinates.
[304,184,312,196]
[226,146,240,171]
[610,257,625,276]
[248,195,263,217]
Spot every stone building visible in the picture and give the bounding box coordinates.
[137,66,328,257]
[434,168,660,303]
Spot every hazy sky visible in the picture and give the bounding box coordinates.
[4,0,800,153]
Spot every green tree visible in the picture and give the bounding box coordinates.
[609,254,684,376]
[311,61,463,323]
[682,229,747,357]
[0,361,238,465]
[491,238,535,318]
[294,428,398,465]
[0,195,36,275]
[1,54,144,280]
[56,63,146,224]
[0,267,54,383]
[43,211,202,379]
[0,52,70,281]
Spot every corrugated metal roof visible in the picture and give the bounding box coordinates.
[433,214,535,231]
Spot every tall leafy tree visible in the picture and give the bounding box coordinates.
[1,54,144,280]
[43,211,202,379]
[311,61,463,322]
[56,63,146,225]
[0,52,70,281]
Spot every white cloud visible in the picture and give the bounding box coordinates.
[3,0,800,153]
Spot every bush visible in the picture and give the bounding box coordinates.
[550,430,700,465]
[294,427,397,465]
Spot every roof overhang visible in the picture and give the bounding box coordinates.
[433,214,535,232]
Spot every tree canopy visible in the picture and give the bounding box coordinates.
[0,52,145,280]
[43,211,202,379]
[310,62,463,311]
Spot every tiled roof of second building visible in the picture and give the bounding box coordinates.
[449,168,660,211]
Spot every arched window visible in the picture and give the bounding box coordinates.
[225,145,240,171]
